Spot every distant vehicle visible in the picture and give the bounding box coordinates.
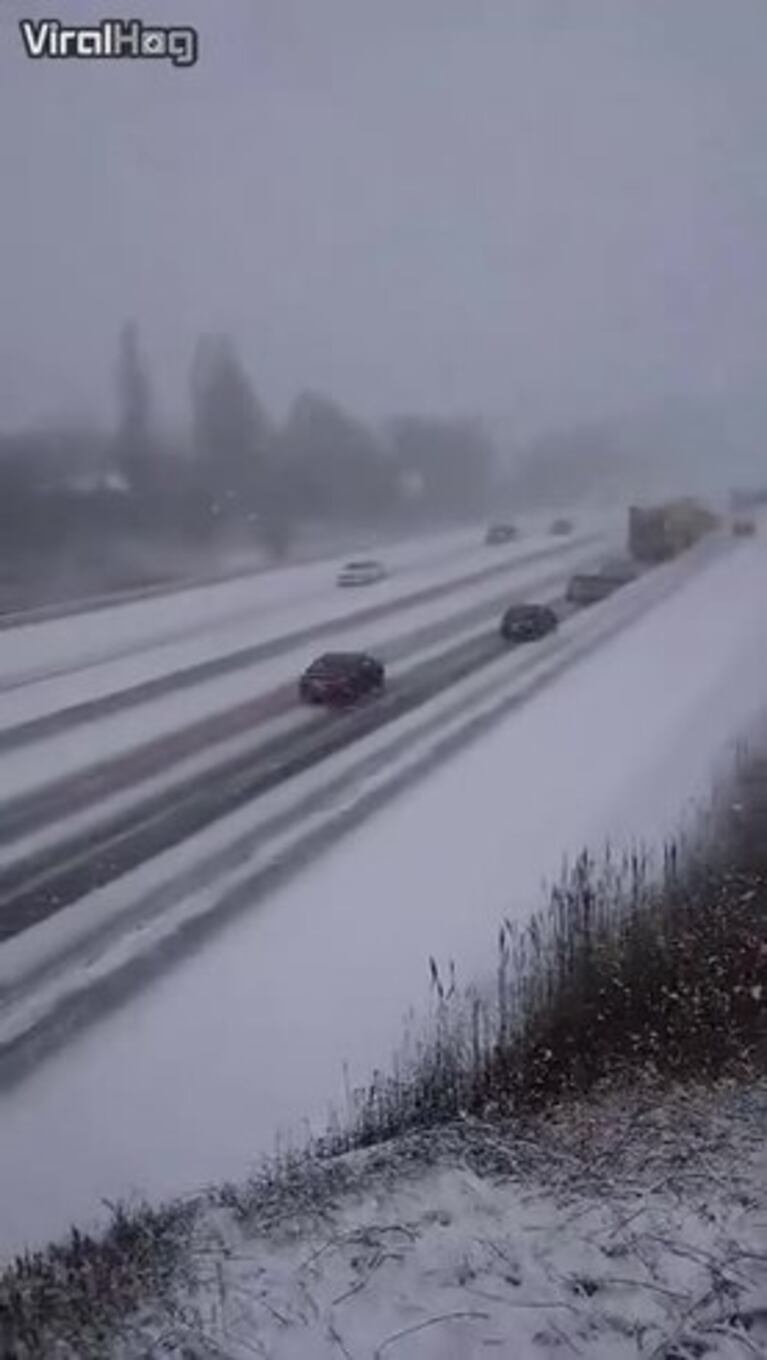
[599,556,639,586]
[565,573,620,606]
[732,517,757,537]
[299,652,385,706]
[336,559,387,587]
[500,603,558,643]
[550,517,574,536]
[485,522,518,545]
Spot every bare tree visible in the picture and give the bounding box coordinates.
[387,414,495,520]
[190,333,271,521]
[280,390,394,522]
[114,320,154,494]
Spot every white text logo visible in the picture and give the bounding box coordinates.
[19,18,198,68]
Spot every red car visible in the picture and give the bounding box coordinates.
[500,603,558,642]
[299,652,386,706]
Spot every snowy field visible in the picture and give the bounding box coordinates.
[0,536,764,1257]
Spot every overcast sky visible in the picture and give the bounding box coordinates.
[1,0,766,439]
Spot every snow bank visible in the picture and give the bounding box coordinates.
[13,1078,766,1359]
[166,1081,765,1360]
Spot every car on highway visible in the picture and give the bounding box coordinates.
[565,572,620,606]
[732,517,757,537]
[550,517,574,536]
[500,602,558,643]
[299,652,386,706]
[336,559,388,587]
[599,555,639,586]
[485,522,518,545]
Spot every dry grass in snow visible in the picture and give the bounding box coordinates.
[97,1078,767,1359]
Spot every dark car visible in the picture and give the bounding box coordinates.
[485,522,518,545]
[299,651,385,706]
[550,517,574,536]
[500,603,558,642]
[565,573,619,606]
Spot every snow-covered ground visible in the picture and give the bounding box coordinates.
[132,1080,766,1360]
[0,538,764,1257]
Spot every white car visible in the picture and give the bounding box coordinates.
[336,559,388,587]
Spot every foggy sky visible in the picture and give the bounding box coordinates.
[2,0,766,439]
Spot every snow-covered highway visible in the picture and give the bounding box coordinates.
[0,517,631,1024]
[0,528,618,949]
[0,523,610,756]
[0,517,764,1258]
[0,516,606,704]
[0,534,726,1028]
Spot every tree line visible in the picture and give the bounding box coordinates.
[0,323,498,575]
